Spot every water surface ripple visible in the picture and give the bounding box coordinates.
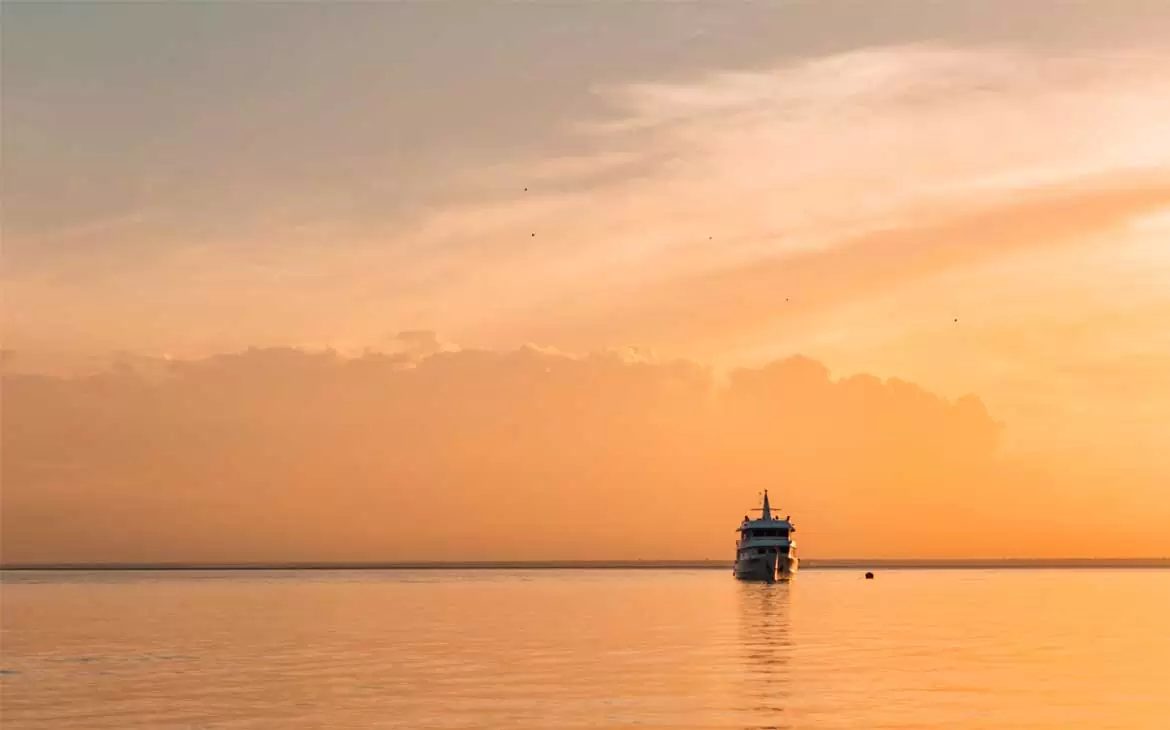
[2,568,1168,728]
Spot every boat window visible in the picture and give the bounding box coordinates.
[746,528,791,538]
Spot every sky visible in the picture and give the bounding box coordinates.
[3,1,1169,562]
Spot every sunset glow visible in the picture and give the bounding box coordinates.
[3,1,1169,563]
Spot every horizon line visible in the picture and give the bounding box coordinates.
[4,558,1169,571]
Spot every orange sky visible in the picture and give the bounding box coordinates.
[3,2,1169,562]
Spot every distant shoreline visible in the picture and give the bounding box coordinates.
[3,558,1168,571]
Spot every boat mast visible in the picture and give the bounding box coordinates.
[761,489,771,520]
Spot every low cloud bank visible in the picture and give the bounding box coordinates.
[3,339,1163,562]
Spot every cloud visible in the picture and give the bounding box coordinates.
[4,44,1168,503]
[345,45,1170,351]
[9,44,1170,358]
[5,44,1169,380]
[484,174,1170,355]
[385,330,457,359]
[3,342,1167,564]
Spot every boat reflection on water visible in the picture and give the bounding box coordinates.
[736,581,794,730]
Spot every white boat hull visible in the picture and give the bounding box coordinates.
[734,549,798,582]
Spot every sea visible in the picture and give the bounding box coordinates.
[2,567,1168,729]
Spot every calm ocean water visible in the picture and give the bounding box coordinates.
[2,568,1168,729]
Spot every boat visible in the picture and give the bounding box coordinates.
[734,490,798,582]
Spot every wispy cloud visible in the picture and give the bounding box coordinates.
[5,44,1169,464]
[383,45,1170,341]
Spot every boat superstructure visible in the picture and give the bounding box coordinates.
[734,490,798,582]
